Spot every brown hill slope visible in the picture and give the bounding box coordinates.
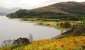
[7,1,85,18]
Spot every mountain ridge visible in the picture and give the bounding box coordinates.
[7,1,85,19]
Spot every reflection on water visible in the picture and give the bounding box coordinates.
[0,16,61,45]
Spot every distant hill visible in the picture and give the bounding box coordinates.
[0,7,19,16]
[7,1,85,19]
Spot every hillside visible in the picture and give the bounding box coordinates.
[7,1,85,19]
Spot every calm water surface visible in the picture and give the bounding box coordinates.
[0,16,61,45]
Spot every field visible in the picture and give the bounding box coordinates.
[1,36,85,50]
[21,36,85,50]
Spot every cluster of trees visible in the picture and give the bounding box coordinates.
[58,22,71,29]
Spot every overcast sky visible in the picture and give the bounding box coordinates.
[0,0,85,9]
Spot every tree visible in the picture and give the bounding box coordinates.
[60,22,71,29]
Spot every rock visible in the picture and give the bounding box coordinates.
[13,37,31,46]
[2,40,14,47]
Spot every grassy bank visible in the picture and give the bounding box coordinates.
[21,18,81,29]
[1,36,85,50]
